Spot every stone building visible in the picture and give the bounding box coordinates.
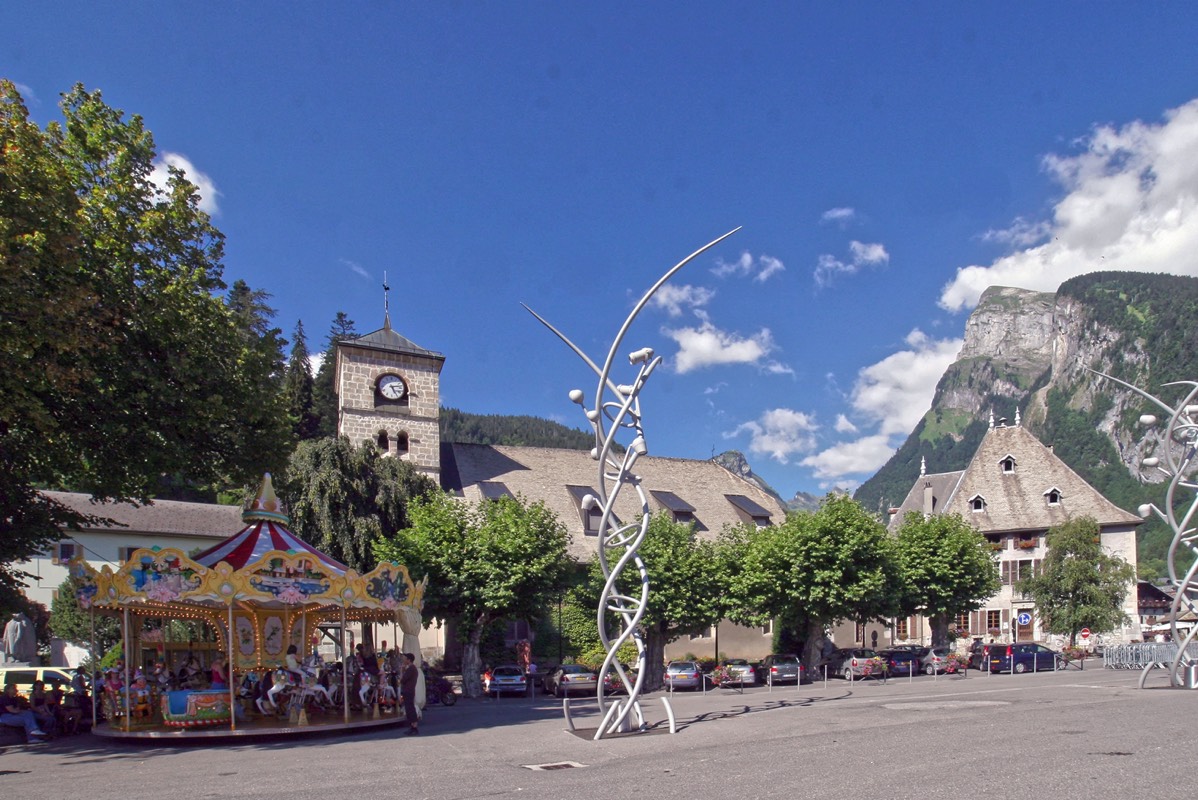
[886,411,1143,647]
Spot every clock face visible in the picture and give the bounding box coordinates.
[378,374,406,400]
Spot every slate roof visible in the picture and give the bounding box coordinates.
[42,491,243,538]
[888,423,1142,534]
[345,317,445,361]
[441,442,787,560]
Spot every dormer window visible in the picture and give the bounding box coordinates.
[970,494,987,513]
[650,490,704,529]
[567,485,619,536]
[1044,487,1062,506]
[725,494,773,528]
[999,456,1016,474]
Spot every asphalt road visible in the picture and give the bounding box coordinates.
[1,667,1189,800]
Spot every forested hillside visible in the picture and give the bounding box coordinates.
[440,407,596,450]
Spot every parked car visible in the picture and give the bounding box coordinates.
[919,646,953,675]
[488,664,528,695]
[817,648,880,680]
[759,653,806,685]
[664,660,704,690]
[600,663,638,695]
[714,658,757,686]
[541,664,598,697]
[975,643,1059,673]
[877,649,920,677]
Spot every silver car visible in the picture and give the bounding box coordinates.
[664,660,704,690]
[716,658,758,686]
[759,653,803,685]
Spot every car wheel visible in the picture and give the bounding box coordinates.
[1014,662,1027,674]
[843,667,854,681]
[925,664,936,676]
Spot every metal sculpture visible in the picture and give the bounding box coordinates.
[525,228,740,737]
[1092,371,1198,688]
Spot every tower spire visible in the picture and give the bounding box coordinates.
[383,271,391,330]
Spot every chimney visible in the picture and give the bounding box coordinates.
[923,480,934,514]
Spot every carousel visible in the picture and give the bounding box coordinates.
[69,474,427,739]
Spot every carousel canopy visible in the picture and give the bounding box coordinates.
[192,474,347,572]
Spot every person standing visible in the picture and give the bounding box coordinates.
[400,652,419,736]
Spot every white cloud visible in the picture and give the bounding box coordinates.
[848,241,889,265]
[821,207,856,227]
[649,283,715,317]
[800,330,962,482]
[727,408,819,464]
[711,251,785,282]
[703,382,728,395]
[814,241,889,287]
[14,83,37,103]
[801,434,895,479]
[941,97,1198,312]
[850,329,962,436]
[341,259,371,280]
[150,152,220,215]
[662,320,777,374]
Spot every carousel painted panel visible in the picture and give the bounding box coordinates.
[112,547,205,604]
[358,562,418,609]
[242,551,338,605]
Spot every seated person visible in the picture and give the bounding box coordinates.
[209,656,229,690]
[177,654,203,689]
[28,680,58,735]
[129,675,153,719]
[1,683,49,741]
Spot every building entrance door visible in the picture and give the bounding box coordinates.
[1014,609,1034,642]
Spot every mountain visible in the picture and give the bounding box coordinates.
[440,407,597,450]
[854,272,1198,581]
[711,451,821,512]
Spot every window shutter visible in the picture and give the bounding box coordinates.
[1001,609,1011,634]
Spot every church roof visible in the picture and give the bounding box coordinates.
[42,491,242,538]
[441,442,787,559]
[343,316,445,361]
[888,423,1142,534]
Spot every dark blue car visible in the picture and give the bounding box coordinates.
[877,649,921,677]
[979,642,1059,673]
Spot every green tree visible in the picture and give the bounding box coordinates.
[725,494,901,671]
[1,81,287,594]
[283,320,319,440]
[375,492,570,698]
[895,512,999,647]
[312,312,356,437]
[280,437,436,573]
[49,575,121,656]
[1017,516,1136,645]
[579,512,726,691]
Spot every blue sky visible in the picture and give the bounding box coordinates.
[6,5,1198,500]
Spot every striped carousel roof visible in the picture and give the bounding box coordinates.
[190,474,348,574]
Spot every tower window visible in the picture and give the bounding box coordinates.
[377,431,390,452]
[396,431,410,455]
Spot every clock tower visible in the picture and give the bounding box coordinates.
[334,314,445,478]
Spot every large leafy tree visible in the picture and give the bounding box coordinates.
[725,494,901,671]
[895,512,999,647]
[1,81,286,594]
[1017,516,1136,645]
[280,437,437,573]
[579,512,726,691]
[376,492,569,698]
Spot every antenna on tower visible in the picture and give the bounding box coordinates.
[383,271,391,329]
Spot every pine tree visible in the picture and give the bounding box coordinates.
[284,321,319,440]
[312,312,356,437]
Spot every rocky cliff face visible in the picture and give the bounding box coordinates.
[711,450,821,512]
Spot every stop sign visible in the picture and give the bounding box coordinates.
[1080,628,1091,639]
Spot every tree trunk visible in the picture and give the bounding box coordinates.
[800,619,825,675]
[930,612,950,648]
[459,620,485,698]
[642,627,667,691]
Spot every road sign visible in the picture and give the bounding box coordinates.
[1016,612,1032,626]
[1080,627,1091,639]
